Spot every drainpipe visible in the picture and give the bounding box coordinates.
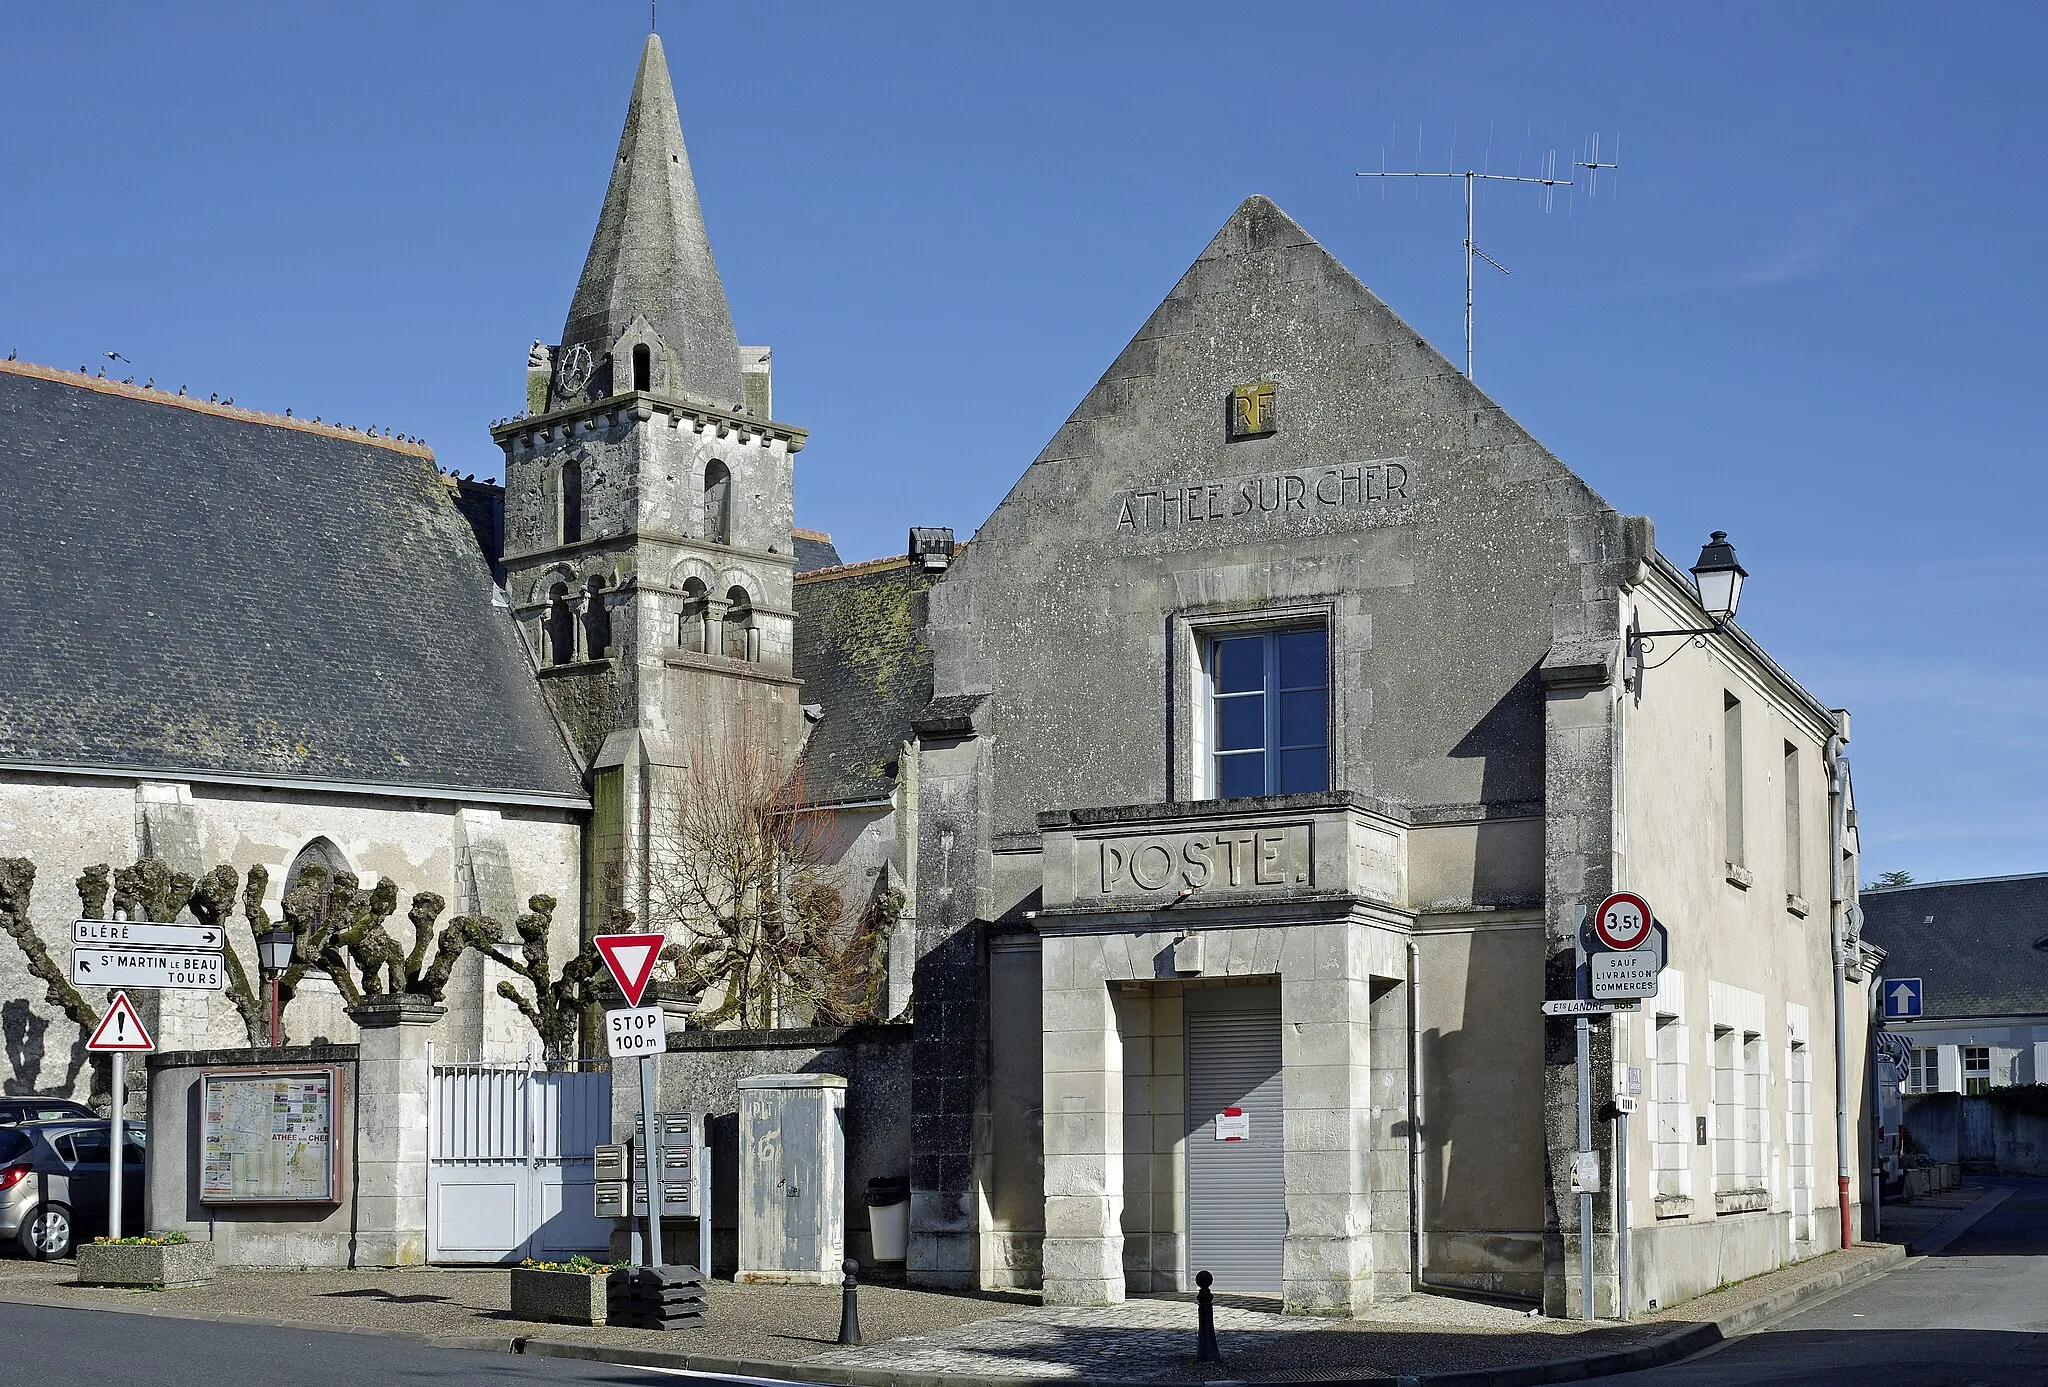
[1408,938,1425,1288]
[1826,724,1853,1251]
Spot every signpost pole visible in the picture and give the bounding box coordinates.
[1574,908,1594,1321]
[639,1053,663,1268]
[108,1053,124,1240]
[1616,1096,1629,1319]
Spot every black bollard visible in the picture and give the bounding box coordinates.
[837,1257,863,1345]
[1195,1269,1221,1362]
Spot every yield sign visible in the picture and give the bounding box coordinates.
[594,932,666,1008]
[86,990,155,1052]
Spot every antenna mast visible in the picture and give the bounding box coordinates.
[1356,130,1621,381]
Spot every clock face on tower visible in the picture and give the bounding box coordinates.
[556,344,594,400]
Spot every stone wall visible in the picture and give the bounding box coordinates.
[0,771,583,1101]
[1904,1093,2048,1176]
[144,1043,361,1266]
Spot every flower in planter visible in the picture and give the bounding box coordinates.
[518,1254,620,1274]
[92,1232,190,1246]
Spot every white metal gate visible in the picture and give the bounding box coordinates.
[426,1045,614,1264]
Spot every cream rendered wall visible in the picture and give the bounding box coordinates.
[1616,569,1867,1306]
[0,771,584,1099]
[1413,918,1549,1298]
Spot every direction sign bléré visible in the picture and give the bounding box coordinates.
[73,919,224,950]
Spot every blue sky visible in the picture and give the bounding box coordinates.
[5,3,2044,882]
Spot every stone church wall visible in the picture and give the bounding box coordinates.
[0,771,585,1100]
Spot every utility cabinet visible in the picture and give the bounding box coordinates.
[736,1073,846,1283]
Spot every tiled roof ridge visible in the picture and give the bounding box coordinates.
[0,357,436,460]
[792,526,833,541]
[794,553,912,584]
[794,537,969,586]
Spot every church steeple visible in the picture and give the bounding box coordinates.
[555,33,745,412]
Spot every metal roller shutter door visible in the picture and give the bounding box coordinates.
[1184,987,1285,1293]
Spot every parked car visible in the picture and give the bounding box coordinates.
[0,1098,99,1126]
[0,1119,145,1258]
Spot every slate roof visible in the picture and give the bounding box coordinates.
[793,528,842,574]
[1859,873,2048,1020]
[792,557,936,806]
[0,363,585,803]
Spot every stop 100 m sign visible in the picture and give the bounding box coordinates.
[605,1005,668,1059]
[1592,892,1653,952]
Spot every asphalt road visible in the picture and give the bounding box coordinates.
[1605,1177,2048,1387]
[0,1300,743,1387]
[4,1183,2045,1387]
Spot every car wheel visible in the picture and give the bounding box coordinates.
[19,1205,71,1260]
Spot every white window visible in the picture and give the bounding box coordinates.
[1712,1026,1740,1188]
[1205,626,1329,798]
[1906,1047,1940,1094]
[1964,1046,1992,1096]
[1788,1042,1813,1240]
[1654,1014,1690,1200]
[1742,1032,1767,1187]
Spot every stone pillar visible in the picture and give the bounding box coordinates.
[1278,929,1374,1316]
[907,695,993,1289]
[1535,509,1640,1319]
[347,996,444,1266]
[1040,935,1124,1305]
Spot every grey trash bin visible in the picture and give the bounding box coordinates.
[864,1177,910,1262]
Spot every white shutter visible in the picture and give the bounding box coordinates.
[2033,1042,2048,1086]
[1937,1045,1962,1094]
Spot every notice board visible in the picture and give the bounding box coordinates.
[200,1065,343,1204]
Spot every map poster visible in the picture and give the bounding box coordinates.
[200,1066,343,1204]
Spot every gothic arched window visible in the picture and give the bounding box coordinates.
[703,461,731,546]
[583,575,614,660]
[632,344,652,392]
[560,459,583,545]
[282,837,349,919]
[545,581,578,664]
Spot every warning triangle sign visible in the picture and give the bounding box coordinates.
[594,932,666,1009]
[86,991,155,1053]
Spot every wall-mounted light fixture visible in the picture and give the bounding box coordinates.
[1626,532,1749,696]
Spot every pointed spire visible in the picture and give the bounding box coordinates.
[558,34,744,410]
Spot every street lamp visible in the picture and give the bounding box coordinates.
[256,927,295,1047]
[1626,532,1751,694]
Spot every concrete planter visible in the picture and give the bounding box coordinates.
[75,1239,214,1288]
[510,1266,608,1326]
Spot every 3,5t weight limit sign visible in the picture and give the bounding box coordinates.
[605,1006,668,1059]
[1592,892,1653,952]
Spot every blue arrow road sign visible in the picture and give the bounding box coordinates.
[1883,977,1924,1020]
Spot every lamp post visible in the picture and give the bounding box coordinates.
[1626,532,1750,691]
[256,927,296,1047]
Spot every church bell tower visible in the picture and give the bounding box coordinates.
[493,33,809,928]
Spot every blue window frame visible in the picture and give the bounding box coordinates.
[1209,627,1328,798]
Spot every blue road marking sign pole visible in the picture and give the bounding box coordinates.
[1882,977,1923,1021]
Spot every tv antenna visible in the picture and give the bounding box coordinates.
[1356,127,1621,381]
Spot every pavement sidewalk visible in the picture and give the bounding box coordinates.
[0,1239,1912,1387]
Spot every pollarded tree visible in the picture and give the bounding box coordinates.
[467,894,606,1059]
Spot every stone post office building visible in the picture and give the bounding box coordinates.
[0,32,1877,1316]
[898,199,1880,1318]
